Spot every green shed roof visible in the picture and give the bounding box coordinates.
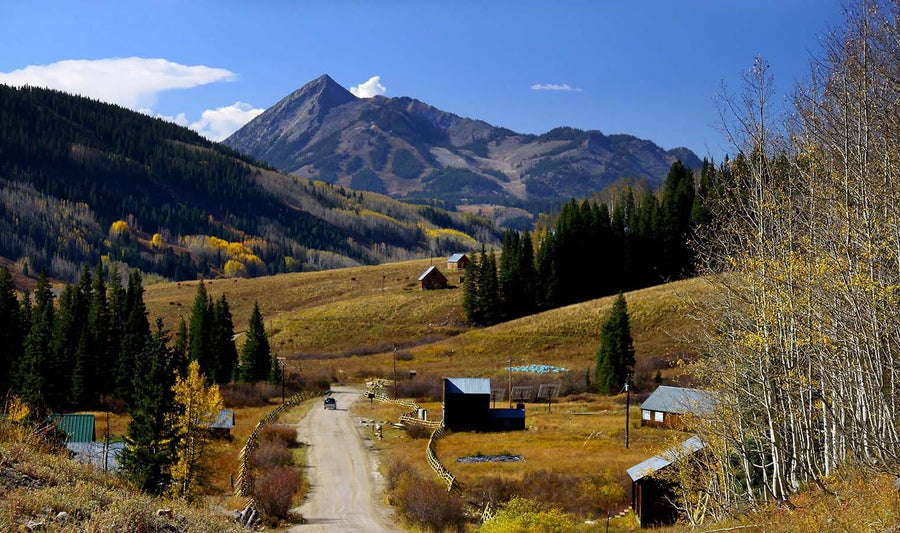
[48,414,95,443]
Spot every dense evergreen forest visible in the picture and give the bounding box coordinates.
[0,85,494,285]
[0,264,270,414]
[463,159,721,324]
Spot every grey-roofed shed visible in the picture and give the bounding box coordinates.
[640,386,714,429]
[447,253,470,270]
[627,436,705,527]
[67,442,125,473]
[204,409,235,439]
[418,266,448,290]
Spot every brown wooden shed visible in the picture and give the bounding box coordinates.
[447,253,470,271]
[418,266,448,290]
[640,386,714,429]
[626,436,705,527]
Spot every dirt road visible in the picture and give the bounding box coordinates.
[290,386,400,533]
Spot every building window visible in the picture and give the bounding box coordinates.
[654,411,664,422]
[642,410,651,420]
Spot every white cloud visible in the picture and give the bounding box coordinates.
[531,83,583,92]
[0,57,236,109]
[350,75,387,98]
[189,102,264,141]
[138,108,189,127]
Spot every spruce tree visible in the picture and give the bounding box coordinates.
[0,267,23,395]
[88,264,112,397]
[117,270,150,404]
[239,301,271,382]
[479,251,500,326]
[173,317,189,376]
[594,293,635,395]
[211,294,238,384]
[188,281,213,378]
[121,319,178,494]
[461,254,480,324]
[18,271,54,410]
[517,231,538,316]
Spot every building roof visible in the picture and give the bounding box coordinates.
[67,442,125,473]
[445,377,491,395]
[418,265,446,281]
[626,436,705,482]
[448,253,468,263]
[640,386,715,416]
[208,409,234,430]
[49,413,95,443]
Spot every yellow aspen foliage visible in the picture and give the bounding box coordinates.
[206,236,228,250]
[110,220,130,236]
[151,233,163,249]
[170,361,222,501]
[223,259,247,278]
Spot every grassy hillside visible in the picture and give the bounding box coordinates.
[144,259,709,387]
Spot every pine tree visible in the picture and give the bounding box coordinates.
[121,319,179,494]
[188,281,213,379]
[18,271,53,410]
[117,270,150,403]
[173,317,189,376]
[239,301,271,382]
[479,251,500,326]
[461,254,480,324]
[595,293,635,395]
[517,231,538,316]
[211,294,238,384]
[88,264,112,397]
[0,267,23,395]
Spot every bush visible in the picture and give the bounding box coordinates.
[469,476,519,506]
[260,424,298,448]
[384,459,416,491]
[394,472,467,532]
[220,382,279,407]
[253,467,304,525]
[394,376,442,402]
[403,423,433,440]
[479,498,576,533]
[250,441,293,471]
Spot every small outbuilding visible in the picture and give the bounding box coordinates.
[640,386,714,429]
[67,441,125,473]
[48,413,95,443]
[204,409,235,439]
[447,253,470,271]
[442,377,525,432]
[627,436,705,528]
[418,266,448,290]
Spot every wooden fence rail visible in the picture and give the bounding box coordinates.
[234,389,323,504]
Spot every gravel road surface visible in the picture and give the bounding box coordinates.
[289,386,400,532]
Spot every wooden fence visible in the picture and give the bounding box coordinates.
[234,389,323,504]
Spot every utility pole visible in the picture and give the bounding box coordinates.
[392,344,398,399]
[506,359,512,408]
[281,359,286,405]
[625,382,630,449]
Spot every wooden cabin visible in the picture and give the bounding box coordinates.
[418,266,448,290]
[626,436,705,527]
[447,253,470,271]
[640,386,714,429]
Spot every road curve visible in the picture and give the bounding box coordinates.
[289,386,400,533]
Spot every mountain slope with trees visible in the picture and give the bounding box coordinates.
[0,84,496,285]
[224,75,702,225]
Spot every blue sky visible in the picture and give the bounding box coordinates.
[1,1,846,160]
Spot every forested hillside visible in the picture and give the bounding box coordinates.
[0,85,496,284]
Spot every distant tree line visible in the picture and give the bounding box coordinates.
[463,159,723,325]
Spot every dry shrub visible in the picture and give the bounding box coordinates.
[518,470,629,516]
[250,440,292,471]
[393,472,467,532]
[395,349,414,361]
[253,467,304,525]
[469,476,519,505]
[394,375,442,402]
[259,423,298,448]
[384,458,416,491]
[220,382,279,408]
[403,423,433,440]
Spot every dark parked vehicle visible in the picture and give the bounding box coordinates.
[324,397,337,410]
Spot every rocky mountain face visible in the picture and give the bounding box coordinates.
[225,75,701,227]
